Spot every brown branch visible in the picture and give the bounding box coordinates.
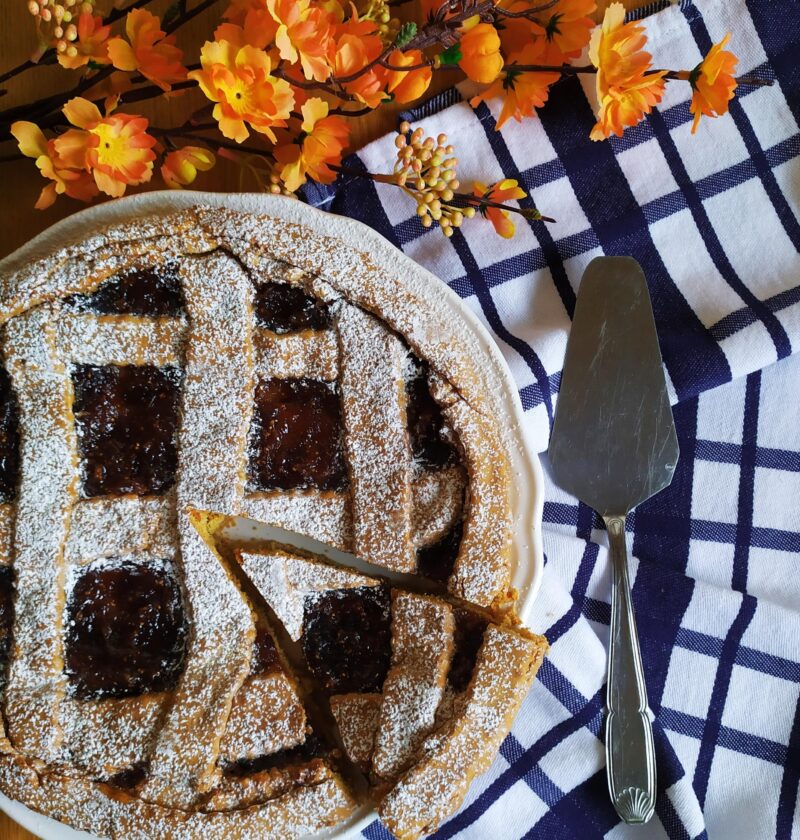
[494,0,559,19]
[331,165,555,223]
[164,0,224,35]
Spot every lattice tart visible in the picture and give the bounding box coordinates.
[0,204,547,840]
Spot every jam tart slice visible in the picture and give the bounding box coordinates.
[0,207,535,839]
[231,542,547,840]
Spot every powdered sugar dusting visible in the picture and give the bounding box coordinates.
[243,491,351,551]
[337,303,415,572]
[372,593,454,781]
[379,626,546,839]
[140,251,257,807]
[411,466,465,548]
[56,314,186,367]
[330,693,382,772]
[0,503,13,564]
[254,329,338,381]
[3,304,76,761]
[219,670,307,763]
[65,494,176,565]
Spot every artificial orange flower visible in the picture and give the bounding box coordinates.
[686,33,738,133]
[588,2,666,140]
[189,38,294,142]
[274,97,349,190]
[385,49,432,104]
[223,0,266,24]
[459,21,503,85]
[161,146,216,188]
[330,16,387,108]
[471,39,560,129]
[535,0,596,58]
[268,0,334,81]
[107,9,188,92]
[10,121,99,209]
[57,13,111,69]
[473,178,527,238]
[216,12,278,49]
[60,97,157,197]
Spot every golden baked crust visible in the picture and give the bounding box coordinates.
[0,205,539,839]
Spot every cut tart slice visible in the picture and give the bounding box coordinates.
[216,530,548,840]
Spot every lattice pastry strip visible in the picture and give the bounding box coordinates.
[330,693,382,774]
[64,494,177,565]
[379,625,548,839]
[56,314,185,366]
[430,374,513,609]
[140,252,258,807]
[242,492,351,552]
[0,503,12,565]
[3,305,77,761]
[336,302,415,572]
[371,592,454,782]
[253,329,338,381]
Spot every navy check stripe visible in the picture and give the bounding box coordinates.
[710,277,800,343]
[662,707,788,765]
[732,374,760,591]
[695,439,800,472]
[501,735,564,807]
[684,5,800,254]
[776,696,800,838]
[448,228,556,424]
[537,75,732,399]
[431,690,604,839]
[647,106,792,360]
[677,627,800,682]
[692,595,757,807]
[471,101,577,319]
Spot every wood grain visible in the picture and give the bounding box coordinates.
[0,1,640,837]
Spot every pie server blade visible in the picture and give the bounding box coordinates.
[548,256,679,824]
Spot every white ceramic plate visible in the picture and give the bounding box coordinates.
[0,192,544,840]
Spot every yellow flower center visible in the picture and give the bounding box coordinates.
[225,78,252,114]
[92,123,129,169]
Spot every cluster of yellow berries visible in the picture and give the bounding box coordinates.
[28,0,94,57]
[393,122,475,237]
[360,0,399,44]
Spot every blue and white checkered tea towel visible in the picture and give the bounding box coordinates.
[303,0,800,836]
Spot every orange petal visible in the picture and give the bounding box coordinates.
[11,121,48,159]
[63,97,102,129]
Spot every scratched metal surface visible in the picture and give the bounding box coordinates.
[549,257,679,517]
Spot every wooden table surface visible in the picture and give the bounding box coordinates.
[0,0,636,837]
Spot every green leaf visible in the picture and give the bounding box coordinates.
[395,22,417,49]
[87,60,105,71]
[438,44,462,66]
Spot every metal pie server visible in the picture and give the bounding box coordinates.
[549,256,679,824]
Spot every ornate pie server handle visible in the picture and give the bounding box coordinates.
[603,515,657,824]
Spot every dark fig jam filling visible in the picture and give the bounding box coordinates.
[302,585,391,695]
[417,520,464,583]
[65,265,184,317]
[405,357,458,470]
[0,369,19,504]
[448,608,488,693]
[248,378,347,492]
[251,625,282,675]
[0,566,15,686]
[254,282,331,333]
[225,733,327,777]
[64,560,187,700]
[73,364,181,498]
[104,762,148,791]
